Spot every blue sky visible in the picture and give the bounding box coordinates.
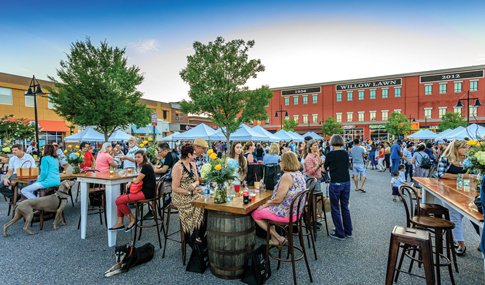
[1,0,485,101]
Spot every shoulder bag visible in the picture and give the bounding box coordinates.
[16,160,39,179]
[241,244,271,285]
[418,153,431,169]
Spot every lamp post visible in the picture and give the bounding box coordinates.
[454,90,482,126]
[274,105,288,130]
[407,116,416,137]
[25,75,44,147]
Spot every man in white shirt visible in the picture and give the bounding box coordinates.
[0,144,35,201]
[120,137,139,170]
[53,143,68,172]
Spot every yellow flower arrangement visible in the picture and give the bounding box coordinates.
[148,137,153,141]
[210,153,217,160]
[214,164,222,171]
[63,150,67,153]
[145,133,149,136]
[68,145,72,148]
[75,153,80,156]
[139,143,144,148]
[6,140,10,143]
[75,145,80,149]
[468,140,478,146]
[207,149,213,155]
[143,140,148,144]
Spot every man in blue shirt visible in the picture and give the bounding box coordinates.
[390,140,403,176]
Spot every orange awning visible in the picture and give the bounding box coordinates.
[38,120,69,132]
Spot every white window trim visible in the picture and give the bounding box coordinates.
[358,89,365,92]
[440,82,448,85]
[438,107,447,109]
[382,88,389,90]
[347,112,353,114]
[369,88,376,91]
[425,83,433,86]
[394,109,402,112]
[454,81,463,83]
[336,112,342,114]
[382,110,389,112]
[358,111,365,113]
[454,106,463,109]
[394,86,402,89]
[470,79,478,82]
[424,107,433,110]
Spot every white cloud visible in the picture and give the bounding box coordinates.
[128,39,160,53]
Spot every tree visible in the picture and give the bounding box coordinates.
[282,118,298,132]
[44,37,151,141]
[385,112,411,137]
[321,117,343,137]
[180,37,273,146]
[0,115,38,141]
[438,112,466,131]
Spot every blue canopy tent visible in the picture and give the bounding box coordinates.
[303,131,323,140]
[172,123,216,141]
[108,130,132,142]
[274,130,303,142]
[161,132,180,141]
[440,126,466,140]
[434,128,455,140]
[446,124,485,140]
[407,129,438,140]
[252,126,281,142]
[288,131,305,141]
[132,125,160,134]
[64,128,105,142]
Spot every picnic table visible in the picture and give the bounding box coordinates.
[192,189,273,280]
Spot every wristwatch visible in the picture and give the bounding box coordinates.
[188,190,192,195]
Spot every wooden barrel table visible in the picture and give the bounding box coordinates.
[207,210,256,279]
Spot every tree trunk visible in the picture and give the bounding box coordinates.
[104,132,109,142]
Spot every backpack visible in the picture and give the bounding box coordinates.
[418,152,431,169]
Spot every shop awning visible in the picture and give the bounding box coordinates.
[37,120,69,132]
[132,125,160,134]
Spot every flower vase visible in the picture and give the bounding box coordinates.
[476,172,484,193]
[214,183,227,204]
[72,164,81,174]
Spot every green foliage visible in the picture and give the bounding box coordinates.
[64,146,86,165]
[202,157,237,185]
[0,114,38,140]
[282,118,298,132]
[385,112,411,136]
[179,37,272,145]
[321,117,343,137]
[438,112,466,131]
[44,37,151,142]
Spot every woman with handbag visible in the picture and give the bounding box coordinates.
[109,150,156,232]
[21,144,60,199]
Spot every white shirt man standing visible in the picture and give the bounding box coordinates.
[119,137,139,170]
[0,144,35,201]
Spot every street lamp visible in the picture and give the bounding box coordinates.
[274,105,289,130]
[407,116,416,136]
[454,90,482,126]
[25,75,44,147]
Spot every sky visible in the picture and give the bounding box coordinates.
[1,0,485,102]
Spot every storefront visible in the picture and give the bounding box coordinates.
[342,125,363,141]
[369,125,387,140]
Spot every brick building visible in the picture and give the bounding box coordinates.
[254,65,485,140]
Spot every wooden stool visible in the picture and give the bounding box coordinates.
[162,202,187,264]
[419,204,450,220]
[399,185,457,285]
[386,226,435,284]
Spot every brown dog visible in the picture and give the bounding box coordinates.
[3,180,75,237]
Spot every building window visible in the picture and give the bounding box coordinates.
[293,115,299,123]
[265,118,270,124]
[358,90,364,100]
[336,113,342,122]
[48,95,56,110]
[303,115,308,124]
[439,83,447,94]
[25,91,34,107]
[163,110,168,120]
[454,107,462,115]
[303,95,308,104]
[439,107,447,118]
[347,91,353,101]
[336,92,342,102]
[369,111,376,121]
[394,109,401,114]
[394,87,401,97]
[347,112,353,122]
[358,112,364,122]
[454,82,462,93]
[470,106,478,117]
[312,114,318,123]
[424,108,432,119]
[425,85,432,95]
[284,97,289,105]
[312,94,318,103]
[470,81,478,92]
[370,90,376,99]
[382,110,389,121]
[382,89,388,98]
[0,87,13,105]
[293,96,298,105]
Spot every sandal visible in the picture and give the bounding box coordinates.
[360,189,366,193]
[269,239,283,250]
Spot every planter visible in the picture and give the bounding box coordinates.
[72,164,81,174]
[213,184,227,204]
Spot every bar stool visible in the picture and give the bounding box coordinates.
[386,225,435,285]
[132,180,163,249]
[263,190,313,285]
[399,185,457,285]
[77,183,107,229]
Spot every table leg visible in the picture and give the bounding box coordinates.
[105,184,120,247]
[80,182,88,239]
[12,184,18,217]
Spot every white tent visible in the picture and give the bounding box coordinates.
[434,128,455,140]
[446,124,485,140]
[303,131,323,140]
[288,131,305,141]
[407,129,438,140]
[252,126,281,142]
[172,123,216,141]
[440,126,466,140]
[161,132,180,141]
[108,130,132,142]
[64,128,105,142]
[209,124,269,141]
[274,130,303,142]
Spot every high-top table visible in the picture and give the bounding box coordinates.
[192,189,273,280]
[74,171,137,247]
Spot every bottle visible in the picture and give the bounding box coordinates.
[229,182,236,199]
[243,189,249,204]
[204,188,210,200]
[456,174,463,190]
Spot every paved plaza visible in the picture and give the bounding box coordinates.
[1,169,483,285]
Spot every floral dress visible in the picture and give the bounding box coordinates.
[268,171,307,218]
[172,162,204,235]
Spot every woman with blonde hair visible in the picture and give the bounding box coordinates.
[433,140,470,255]
[243,141,256,163]
[263,143,281,165]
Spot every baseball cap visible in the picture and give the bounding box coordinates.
[437,140,445,144]
[193,138,208,148]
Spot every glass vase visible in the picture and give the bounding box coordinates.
[72,164,81,174]
[476,171,484,193]
[214,183,227,204]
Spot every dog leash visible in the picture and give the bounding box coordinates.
[54,192,69,209]
[120,247,133,265]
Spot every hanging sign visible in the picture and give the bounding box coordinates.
[420,70,483,83]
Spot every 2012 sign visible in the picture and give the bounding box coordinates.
[420,70,483,83]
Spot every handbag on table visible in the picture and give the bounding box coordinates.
[16,161,39,179]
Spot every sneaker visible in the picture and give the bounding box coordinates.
[345,234,352,238]
[330,233,345,241]
[143,211,154,220]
